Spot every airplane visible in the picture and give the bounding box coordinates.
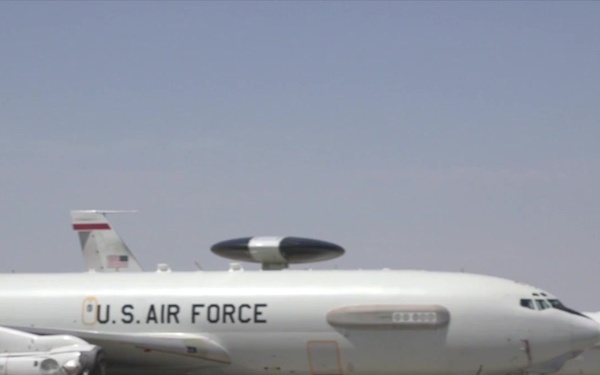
[0,234,598,375]
[66,212,600,375]
[68,212,600,375]
[71,210,143,272]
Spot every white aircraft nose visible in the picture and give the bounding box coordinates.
[571,315,600,352]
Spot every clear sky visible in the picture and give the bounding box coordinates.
[1,2,599,309]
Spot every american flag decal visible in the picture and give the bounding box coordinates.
[107,255,129,269]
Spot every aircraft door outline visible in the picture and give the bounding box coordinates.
[307,340,343,375]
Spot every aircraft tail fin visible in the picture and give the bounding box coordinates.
[71,210,143,272]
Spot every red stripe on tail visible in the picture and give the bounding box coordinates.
[73,223,111,231]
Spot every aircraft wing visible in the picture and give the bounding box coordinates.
[10,326,231,365]
[71,210,144,273]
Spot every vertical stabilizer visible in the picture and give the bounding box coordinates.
[71,210,143,272]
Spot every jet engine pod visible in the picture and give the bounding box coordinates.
[211,236,345,270]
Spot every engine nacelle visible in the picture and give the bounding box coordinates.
[0,346,104,375]
[211,236,345,270]
[0,327,105,375]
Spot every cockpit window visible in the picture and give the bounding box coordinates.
[520,299,535,310]
[548,299,564,308]
[548,299,590,319]
[521,297,588,316]
[536,299,551,310]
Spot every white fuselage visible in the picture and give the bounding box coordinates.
[0,270,595,375]
[556,312,600,375]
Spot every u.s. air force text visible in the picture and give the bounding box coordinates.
[90,303,268,324]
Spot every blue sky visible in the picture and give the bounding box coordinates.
[1,2,600,308]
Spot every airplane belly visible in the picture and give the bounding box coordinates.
[215,330,454,375]
[556,351,600,375]
[341,330,451,375]
[93,331,455,375]
[444,313,527,375]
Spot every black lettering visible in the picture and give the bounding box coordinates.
[207,304,220,323]
[121,304,134,324]
[238,304,252,323]
[97,304,110,324]
[254,303,267,323]
[191,304,204,324]
[223,304,236,323]
[167,304,180,324]
[146,305,158,324]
